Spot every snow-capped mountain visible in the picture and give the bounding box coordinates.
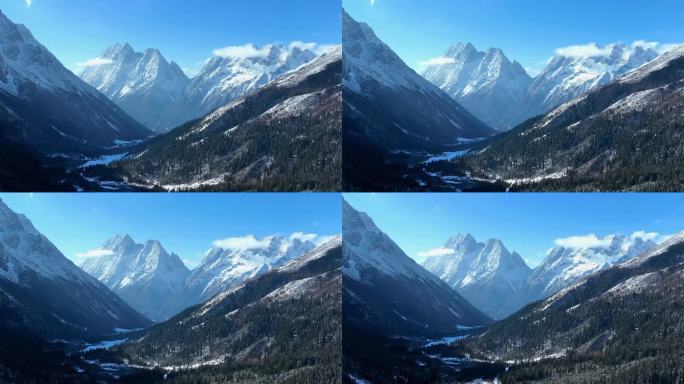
[185,234,318,305]
[422,233,532,319]
[519,43,659,123]
[422,43,532,130]
[527,234,657,300]
[0,200,149,339]
[98,47,342,191]
[342,10,494,153]
[342,200,491,338]
[79,234,190,321]
[157,43,317,130]
[0,11,150,156]
[79,43,189,132]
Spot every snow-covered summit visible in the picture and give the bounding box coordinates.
[528,233,657,300]
[185,234,318,303]
[79,234,190,321]
[422,43,532,129]
[524,42,659,118]
[79,43,190,132]
[422,233,531,319]
[80,234,189,291]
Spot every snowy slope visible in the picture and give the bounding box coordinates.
[157,44,317,130]
[422,234,531,319]
[0,11,150,155]
[0,200,149,339]
[342,10,494,152]
[518,43,659,123]
[342,200,491,338]
[80,235,190,321]
[79,43,189,132]
[528,234,656,300]
[422,43,532,130]
[185,234,317,304]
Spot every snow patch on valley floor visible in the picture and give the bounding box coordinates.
[423,150,471,164]
[80,153,128,168]
[81,338,128,352]
[347,373,373,384]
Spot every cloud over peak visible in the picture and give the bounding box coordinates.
[76,57,114,67]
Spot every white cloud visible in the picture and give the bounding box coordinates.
[313,235,339,246]
[555,41,684,59]
[76,248,113,259]
[212,42,333,59]
[213,235,272,250]
[555,231,668,249]
[629,230,659,242]
[212,232,337,251]
[370,0,376,5]
[555,43,614,59]
[313,44,340,55]
[212,43,273,59]
[630,40,659,50]
[555,233,616,249]
[76,57,114,67]
[289,41,317,51]
[418,56,457,67]
[417,247,456,258]
[25,0,32,7]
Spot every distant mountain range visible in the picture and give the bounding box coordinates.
[80,233,322,321]
[422,232,658,319]
[80,43,318,133]
[423,42,660,130]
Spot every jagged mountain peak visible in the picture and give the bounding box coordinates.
[422,233,531,319]
[422,42,532,130]
[80,235,189,321]
[185,233,318,304]
[528,233,658,300]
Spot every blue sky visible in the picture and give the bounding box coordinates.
[0,193,340,269]
[344,194,684,267]
[344,0,684,75]
[2,0,341,76]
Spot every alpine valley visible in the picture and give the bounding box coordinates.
[341,198,684,384]
[0,10,341,192]
[0,198,342,383]
[342,6,684,192]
